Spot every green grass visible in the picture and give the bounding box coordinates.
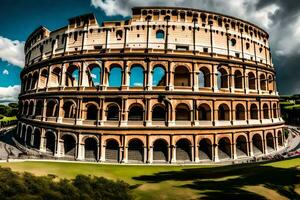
[0,115,16,122]
[1,158,299,200]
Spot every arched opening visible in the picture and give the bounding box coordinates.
[266,133,275,151]
[175,103,190,121]
[235,104,245,120]
[199,67,210,88]
[105,139,119,162]
[218,137,231,159]
[33,129,41,149]
[250,104,258,119]
[46,100,57,117]
[26,126,33,146]
[65,65,79,87]
[263,103,269,119]
[248,72,256,90]
[63,101,76,118]
[156,30,165,39]
[26,74,32,91]
[268,75,274,92]
[260,74,266,91]
[174,66,190,86]
[128,105,143,121]
[252,134,263,155]
[84,138,98,161]
[234,70,243,89]
[152,105,166,121]
[218,104,230,121]
[35,100,43,116]
[152,65,166,86]
[198,139,212,160]
[39,69,48,88]
[108,65,122,87]
[23,101,29,115]
[198,103,211,121]
[107,104,119,121]
[87,64,101,87]
[130,65,144,87]
[62,134,76,158]
[153,139,168,162]
[50,67,61,87]
[116,30,123,40]
[176,139,192,162]
[236,135,248,157]
[21,125,26,143]
[273,103,278,118]
[28,101,34,116]
[278,131,283,147]
[128,139,144,163]
[86,104,98,120]
[45,131,56,155]
[217,68,228,89]
[31,72,39,89]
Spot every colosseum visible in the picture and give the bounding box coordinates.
[16,7,285,163]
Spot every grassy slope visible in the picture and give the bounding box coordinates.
[0,116,16,122]
[0,158,299,200]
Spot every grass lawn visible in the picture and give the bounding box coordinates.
[0,158,299,200]
[0,115,16,122]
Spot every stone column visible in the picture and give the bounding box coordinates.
[56,98,63,123]
[232,143,237,160]
[213,144,219,162]
[99,135,106,162]
[76,142,85,160]
[145,98,151,126]
[248,141,253,157]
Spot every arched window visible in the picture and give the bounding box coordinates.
[87,64,101,87]
[39,69,48,88]
[107,104,119,121]
[248,72,256,90]
[66,65,79,87]
[86,104,98,120]
[50,67,61,87]
[116,30,123,40]
[234,70,243,89]
[31,72,39,89]
[198,103,211,121]
[273,103,277,118]
[174,66,190,86]
[260,74,266,91]
[156,30,165,39]
[26,74,32,91]
[217,68,228,89]
[263,103,269,119]
[199,67,210,88]
[152,65,166,86]
[63,101,76,118]
[128,105,144,121]
[268,75,274,92]
[46,100,57,117]
[152,105,166,121]
[218,104,230,121]
[250,104,258,119]
[175,104,190,121]
[108,65,122,87]
[235,104,245,120]
[130,65,144,87]
[28,101,34,116]
[23,101,29,115]
[35,100,43,116]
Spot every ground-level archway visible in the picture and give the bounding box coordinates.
[176,139,192,162]
[105,139,119,162]
[218,137,231,160]
[128,139,144,163]
[153,139,168,163]
[85,137,98,161]
[198,139,212,161]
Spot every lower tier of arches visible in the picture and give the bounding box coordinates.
[16,121,286,163]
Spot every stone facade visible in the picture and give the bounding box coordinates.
[17,7,285,163]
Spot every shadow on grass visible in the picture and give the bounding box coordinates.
[133,162,300,200]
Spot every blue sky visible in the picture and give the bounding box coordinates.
[0,0,299,103]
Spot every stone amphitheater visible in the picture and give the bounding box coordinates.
[16,7,285,163]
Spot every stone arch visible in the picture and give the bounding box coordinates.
[198,138,212,160]
[65,65,80,87]
[108,64,122,87]
[128,103,144,121]
[268,75,274,92]
[63,100,77,118]
[61,134,77,158]
[45,131,56,155]
[152,104,166,121]
[153,139,168,162]
[199,67,211,88]
[128,138,144,163]
[250,104,258,119]
[266,132,275,152]
[35,99,43,116]
[84,137,98,161]
[218,103,230,121]
[28,101,34,116]
[278,131,283,147]
[39,68,48,88]
[217,67,228,89]
[105,139,119,162]
[33,128,41,149]
[235,103,245,120]
[176,139,192,162]
[273,103,278,118]
[174,66,190,86]
[234,70,243,89]
[198,103,211,121]
[130,64,144,87]
[152,65,166,86]
[236,135,248,157]
[46,100,58,117]
[26,126,33,146]
[87,63,101,87]
[248,72,256,90]
[23,101,29,115]
[260,74,266,91]
[31,71,39,89]
[218,137,231,159]
[263,103,269,119]
[175,103,190,121]
[86,103,98,120]
[50,67,61,87]
[106,103,120,121]
[21,124,27,142]
[26,74,32,91]
[252,134,263,155]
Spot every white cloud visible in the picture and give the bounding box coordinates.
[0,85,20,103]
[91,73,97,79]
[2,69,9,75]
[0,36,25,68]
